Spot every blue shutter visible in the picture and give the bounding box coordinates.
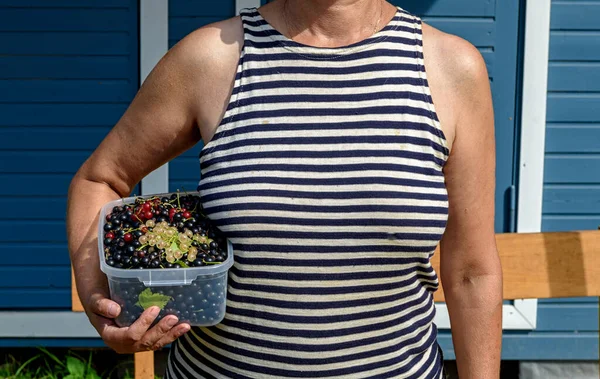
[401,0,521,234]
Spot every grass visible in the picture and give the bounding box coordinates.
[0,348,160,379]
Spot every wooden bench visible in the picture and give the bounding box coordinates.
[71,230,600,379]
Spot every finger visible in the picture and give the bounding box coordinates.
[151,323,191,350]
[138,315,180,349]
[88,292,121,319]
[126,306,161,342]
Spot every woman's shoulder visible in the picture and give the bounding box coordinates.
[420,22,492,151]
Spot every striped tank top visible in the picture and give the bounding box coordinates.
[166,5,449,379]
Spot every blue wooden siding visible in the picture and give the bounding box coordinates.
[525,0,599,361]
[0,0,139,309]
[401,0,599,360]
[544,0,600,231]
[168,0,237,193]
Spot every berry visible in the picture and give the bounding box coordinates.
[105,232,115,239]
[124,233,133,242]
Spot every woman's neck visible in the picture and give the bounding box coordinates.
[274,0,390,47]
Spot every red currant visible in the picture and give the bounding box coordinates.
[144,211,153,219]
[142,202,151,211]
[181,208,187,213]
[183,211,191,219]
[124,233,133,242]
[141,227,148,233]
[105,232,115,239]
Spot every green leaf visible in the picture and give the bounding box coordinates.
[175,260,189,268]
[135,288,173,310]
[66,356,85,377]
[64,375,76,379]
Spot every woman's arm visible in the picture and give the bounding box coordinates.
[66,21,240,353]
[437,38,503,378]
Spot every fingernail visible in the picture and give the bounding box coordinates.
[179,324,190,334]
[108,304,119,317]
[166,317,178,327]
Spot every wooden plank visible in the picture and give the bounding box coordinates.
[0,338,105,348]
[0,8,130,32]
[135,351,155,379]
[72,266,84,312]
[0,151,92,174]
[169,16,233,43]
[0,81,133,103]
[546,93,600,122]
[0,56,132,80]
[550,31,600,61]
[169,0,234,17]
[0,104,128,126]
[544,155,600,183]
[539,296,599,304]
[0,127,111,149]
[0,288,71,308]
[0,0,127,7]
[536,304,599,331]
[0,220,66,242]
[0,174,72,196]
[545,124,600,153]
[0,244,70,265]
[542,216,600,232]
[400,0,496,17]
[422,18,495,47]
[431,230,600,302]
[548,62,600,92]
[551,2,600,31]
[0,198,67,219]
[0,267,70,288]
[543,186,600,214]
[0,32,130,55]
[437,332,599,360]
[0,312,97,337]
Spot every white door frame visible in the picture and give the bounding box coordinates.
[140,0,169,195]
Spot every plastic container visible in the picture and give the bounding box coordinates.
[98,193,234,327]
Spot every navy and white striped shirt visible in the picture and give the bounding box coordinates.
[167,6,449,378]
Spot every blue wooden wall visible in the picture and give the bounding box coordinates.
[401,0,598,360]
[168,0,237,192]
[532,0,599,360]
[0,0,139,309]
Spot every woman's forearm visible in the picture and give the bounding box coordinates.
[66,173,125,314]
[443,272,503,379]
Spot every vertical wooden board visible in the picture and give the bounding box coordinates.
[135,352,155,379]
[72,267,84,312]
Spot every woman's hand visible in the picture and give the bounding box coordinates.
[86,291,190,353]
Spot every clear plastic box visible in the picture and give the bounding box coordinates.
[97,193,234,327]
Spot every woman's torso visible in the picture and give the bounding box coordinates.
[166,5,449,379]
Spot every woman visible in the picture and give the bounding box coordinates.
[67,0,502,378]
